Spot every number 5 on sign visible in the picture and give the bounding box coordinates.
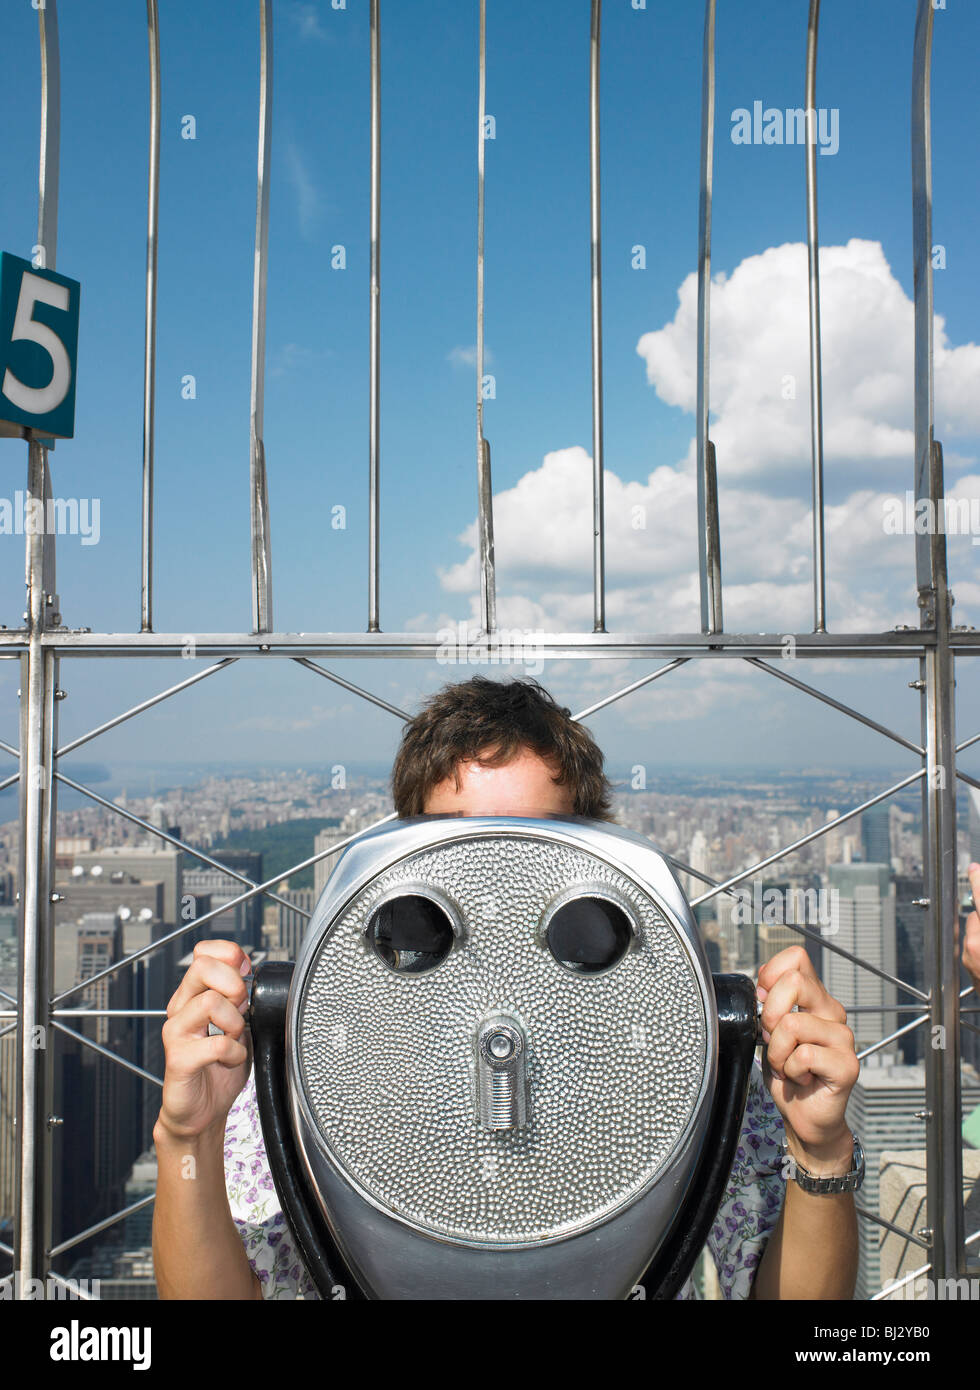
[0,251,80,440]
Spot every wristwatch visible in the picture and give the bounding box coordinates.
[782,1132,865,1194]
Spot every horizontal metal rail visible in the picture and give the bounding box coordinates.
[0,632,974,660]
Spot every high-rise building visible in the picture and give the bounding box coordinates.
[847,1057,980,1299]
[823,864,897,1054]
[861,804,892,868]
[824,811,857,868]
[182,849,263,948]
[314,822,348,901]
[57,913,140,1255]
[70,845,185,986]
[894,874,927,1065]
[969,787,980,865]
[53,877,164,996]
[73,847,182,930]
[276,887,315,959]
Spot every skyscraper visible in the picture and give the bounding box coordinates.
[861,804,892,868]
[894,874,927,1065]
[847,1057,980,1299]
[823,863,897,1054]
[969,787,980,865]
[314,821,348,900]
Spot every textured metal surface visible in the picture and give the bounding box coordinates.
[295,833,707,1246]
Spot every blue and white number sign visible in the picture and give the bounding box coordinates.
[0,251,80,440]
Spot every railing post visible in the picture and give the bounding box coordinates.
[912,0,964,1282]
[15,450,61,1294]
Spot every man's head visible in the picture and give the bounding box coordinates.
[390,675,615,821]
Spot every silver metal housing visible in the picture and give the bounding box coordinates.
[286,814,718,1299]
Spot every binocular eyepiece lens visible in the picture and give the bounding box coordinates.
[366,893,456,974]
[545,896,634,974]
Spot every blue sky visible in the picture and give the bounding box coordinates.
[0,0,977,783]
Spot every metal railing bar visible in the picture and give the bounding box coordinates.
[956,731,980,754]
[52,1009,168,1018]
[0,1022,17,1040]
[50,1020,162,1088]
[23,631,954,657]
[2,1009,166,1019]
[2,631,955,654]
[53,770,308,919]
[871,1225,980,1300]
[56,658,237,758]
[677,841,934,1004]
[690,767,922,900]
[0,1240,12,1257]
[140,0,160,632]
[956,768,980,794]
[0,737,18,759]
[805,0,826,633]
[48,1192,156,1260]
[960,1019,980,1040]
[690,876,927,1003]
[572,658,689,721]
[837,1004,928,1014]
[855,1205,929,1251]
[856,1011,931,1061]
[16,0,60,1292]
[475,0,496,637]
[0,986,17,1005]
[44,1270,99,1299]
[37,0,60,271]
[744,657,924,755]
[0,772,19,793]
[589,0,605,634]
[51,811,399,1004]
[753,911,925,1002]
[872,1262,930,1300]
[249,0,274,634]
[368,0,381,632]
[911,0,936,602]
[292,657,409,720]
[696,0,722,635]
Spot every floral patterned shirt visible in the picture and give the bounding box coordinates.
[224,1056,785,1301]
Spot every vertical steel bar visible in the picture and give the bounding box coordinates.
[368,0,381,632]
[35,0,59,274]
[912,0,963,1282]
[696,0,723,634]
[805,0,826,633]
[475,0,496,636]
[918,447,962,1282]
[140,0,161,633]
[15,0,61,1294]
[589,0,605,633]
[249,0,274,634]
[912,2,935,612]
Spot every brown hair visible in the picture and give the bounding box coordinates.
[391,675,615,820]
